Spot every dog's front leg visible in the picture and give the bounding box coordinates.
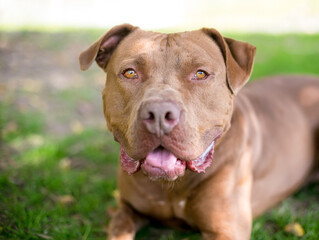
[107,201,148,240]
[186,164,253,240]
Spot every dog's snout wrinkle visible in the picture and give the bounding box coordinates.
[140,101,180,137]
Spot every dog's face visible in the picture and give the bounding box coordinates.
[79,24,255,181]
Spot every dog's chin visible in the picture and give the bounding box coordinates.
[119,135,220,181]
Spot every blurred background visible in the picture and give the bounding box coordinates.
[1,0,319,239]
[1,0,319,32]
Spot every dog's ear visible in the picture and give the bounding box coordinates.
[79,24,138,71]
[202,28,256,94]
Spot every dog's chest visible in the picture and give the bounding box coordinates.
[138,193,188,220]
[125,183,190,223]
[172,198,188,219]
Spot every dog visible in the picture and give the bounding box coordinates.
[79,24,319,240]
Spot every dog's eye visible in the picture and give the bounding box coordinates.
[192,70,208,80]
[123,69,138,79]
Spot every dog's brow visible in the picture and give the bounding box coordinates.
[135,55,147,66]
[121,54,148,67]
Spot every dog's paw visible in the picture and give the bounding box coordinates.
[107,232,134,240]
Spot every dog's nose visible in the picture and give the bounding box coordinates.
[140,101,180,136]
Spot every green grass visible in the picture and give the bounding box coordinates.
[0,102,118,240]
[0,30,319,240]
[235,33,319,80]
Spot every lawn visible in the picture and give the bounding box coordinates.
[0,29,319,240]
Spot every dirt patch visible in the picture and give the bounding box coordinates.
[0,31,106,137]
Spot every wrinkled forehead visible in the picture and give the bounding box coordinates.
[112,29,224,67]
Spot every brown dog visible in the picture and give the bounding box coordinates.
[79,24,319,240]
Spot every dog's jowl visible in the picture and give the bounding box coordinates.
[79,24,319,240]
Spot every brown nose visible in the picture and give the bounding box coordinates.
[140,101,180,137]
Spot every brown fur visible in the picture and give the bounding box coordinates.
[79,24,319,240]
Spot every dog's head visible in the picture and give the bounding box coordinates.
[79,24,256,181]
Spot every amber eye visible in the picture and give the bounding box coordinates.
[123,69,138,79]
[192,70,208,80]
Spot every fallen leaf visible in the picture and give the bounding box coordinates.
[59,157,71,170]
[36,233,53,239]
[112,189,120,200]
[57,195,75,205]
[27,134,44,147]
[284,222,305,237]
[70,121,84,134]
[22,78,43,93]
[29,95,47,110]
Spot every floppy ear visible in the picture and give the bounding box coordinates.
[79,24,138,71]
[202,28,256,94]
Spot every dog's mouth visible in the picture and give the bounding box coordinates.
[120,135,220,181]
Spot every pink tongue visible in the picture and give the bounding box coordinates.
[145,148,177,171]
